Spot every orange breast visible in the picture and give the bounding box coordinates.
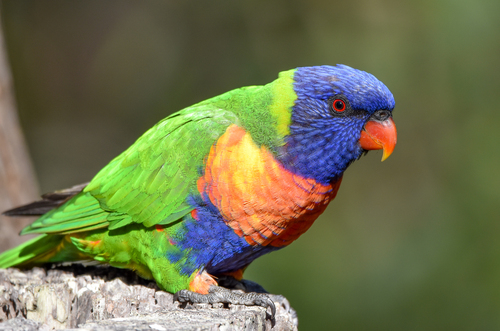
[197,125,341,247]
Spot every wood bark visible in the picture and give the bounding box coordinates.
[0,266,298,330]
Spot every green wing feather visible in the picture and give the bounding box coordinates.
[18,74,295,236]
[22,105,239,235]
[20,192,109,235]
[86,106,239,228]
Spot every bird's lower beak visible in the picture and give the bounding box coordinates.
[359,117,397,161]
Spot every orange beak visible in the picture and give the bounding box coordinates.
[359,117,397,161]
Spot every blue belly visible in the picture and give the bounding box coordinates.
[165,194,280,276]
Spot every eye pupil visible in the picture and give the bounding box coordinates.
[333,99,346,112]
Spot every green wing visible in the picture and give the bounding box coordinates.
[21,105,240,235]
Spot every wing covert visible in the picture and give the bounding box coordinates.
[84,106,239,228]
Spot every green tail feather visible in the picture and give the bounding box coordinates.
[0,234,66,268]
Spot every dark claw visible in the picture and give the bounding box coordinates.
[173,285,276,319]
[252,294,276,317]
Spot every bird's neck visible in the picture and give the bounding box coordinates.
[277,123,365,184]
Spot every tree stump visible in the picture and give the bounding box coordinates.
[0,266,298,330]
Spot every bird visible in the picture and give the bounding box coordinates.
[0,64,396,314]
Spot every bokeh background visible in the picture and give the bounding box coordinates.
[1,0,499,329]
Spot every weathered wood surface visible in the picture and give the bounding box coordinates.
[0,266,298,330]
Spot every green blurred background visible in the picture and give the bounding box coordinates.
[1,0,499,329]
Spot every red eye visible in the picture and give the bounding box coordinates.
[333,99,346,112]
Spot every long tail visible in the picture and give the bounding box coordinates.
[0,234,86,268]
[1,182,94,268]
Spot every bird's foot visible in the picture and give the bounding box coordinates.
[174,285,276,319]
[215,276,298,326]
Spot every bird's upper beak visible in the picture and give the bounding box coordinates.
[359,115,397,161]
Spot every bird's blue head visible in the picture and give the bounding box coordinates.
[279,64,397,184]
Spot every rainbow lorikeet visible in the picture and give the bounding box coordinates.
[0,65,396,314]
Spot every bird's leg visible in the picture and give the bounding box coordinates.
[173,270,276,318]
[216,274,269,293]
